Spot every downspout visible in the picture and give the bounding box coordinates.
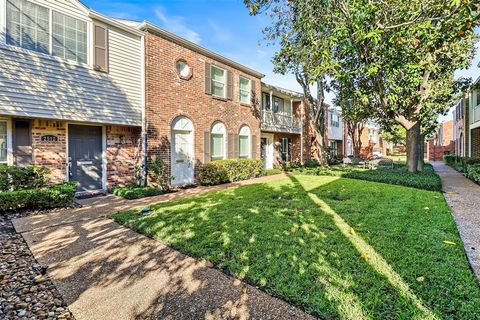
[140,33,147,186]
[300,99,304,164]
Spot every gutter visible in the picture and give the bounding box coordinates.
[89,11,144,37]
[137,21,265,79]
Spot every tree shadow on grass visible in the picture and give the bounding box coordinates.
[22,175,480,319]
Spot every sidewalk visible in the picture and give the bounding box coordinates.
[12,174,313,319]
[431,161,480,281]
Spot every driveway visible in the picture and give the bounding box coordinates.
[432,161,480,281]
[12,175,314,320]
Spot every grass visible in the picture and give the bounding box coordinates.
[112,176,480,319]
[293,163,442,191]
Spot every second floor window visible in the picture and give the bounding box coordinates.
[6,0,88,64]
[330,113,340,127]
[53,12,87,63]
[239,77,251,104]
[6,0,49,54]
[273,97,284,113]
[211,66,226,98]
[476,89,480,108]
[262,93,271,110]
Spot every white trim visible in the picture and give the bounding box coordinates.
[0,0,6,45]
[261,133,274,169]
[66,122,107,191]
[0,117,13,165]
[211,121,227,160]
[239,125,251,159]
[140,33,146,185]
[171,117,195,186]
[211,65,227,99]
[239,76,251,104]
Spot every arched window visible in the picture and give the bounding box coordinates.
[211,122,226,161]
[239,125,251,158]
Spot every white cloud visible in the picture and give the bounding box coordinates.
[154,7,201,44]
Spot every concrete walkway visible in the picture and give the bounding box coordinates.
[13,174,313,320]
[432,161,480,281]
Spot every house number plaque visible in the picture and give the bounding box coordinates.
[41,135,58,142]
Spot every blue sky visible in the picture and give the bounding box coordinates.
[82,0,479,108]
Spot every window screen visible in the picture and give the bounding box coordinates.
[52,12,87,63]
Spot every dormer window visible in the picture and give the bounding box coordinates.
[6,0,49,54]
[5,0,90,65]
[52,12,87,63]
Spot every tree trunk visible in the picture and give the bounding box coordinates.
[417,133,425,172]
[406,122,421,173]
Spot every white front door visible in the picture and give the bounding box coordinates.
[261,134,274,169]
[172,130,194,185]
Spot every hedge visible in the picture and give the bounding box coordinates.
[0,182,77,213]
[0,164,50,192]
[111,184,163,200]
[293,164,442,191]
[466,163,480,184]
[444,154,457,166]
[197,159,264,186]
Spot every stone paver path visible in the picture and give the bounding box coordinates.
[13,174,314,320]
[432,161,480,281]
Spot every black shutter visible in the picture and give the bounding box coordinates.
[234,134,239,159]
[205,62,212,94]
[250,80,256,104]
[204,131,211,163]
[228,133,234,159]
[251,135,257,159]
[227,70,233,100]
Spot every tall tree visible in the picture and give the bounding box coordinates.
[245,0,479,172]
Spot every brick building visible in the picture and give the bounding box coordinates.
[139,22,264,185]
[427,120,455,161]
[344,121,387,159]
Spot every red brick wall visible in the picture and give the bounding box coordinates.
[144,31,262,179]
[428,120,455,161]
[31,119,66,183]
[271,133,301,166]
[106,125,142,187]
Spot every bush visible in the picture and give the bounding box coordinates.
[444,154,457,166]
[0,182,77,213]
[304,159,321,168]
[0,165,50,192]
[265,168,284,176]
[149,157,174,191]
[466,163,480,184]
[293,164,442,191]
[197,159,264,186]
[111,184,163,200]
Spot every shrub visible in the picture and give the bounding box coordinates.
[443,154,457,166]
[149,157,174,191]
[466,164,480,184]
[304,159,321,168]
[265,168,284,176]
[0,182,77,213]
[293,164,442,191]
[111,184,163,200]
[197,159,264,186]
[0,165,50,192]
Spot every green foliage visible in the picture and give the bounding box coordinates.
[0,164,50,192]
[294,164,442,191]
[111,184,163,200]
[264,168,284,176]
[0,182,77,213]
[304,159,321,168]
[466,163,480,184]
[149,157,173,191]
[113,176,480,319]
[197,159,264,186]
[444,154,457,166]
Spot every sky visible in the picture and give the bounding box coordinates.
[82,0,480,110]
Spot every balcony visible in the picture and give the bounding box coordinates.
[261,111,302,134]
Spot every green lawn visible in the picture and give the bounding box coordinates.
[112,175,480,319]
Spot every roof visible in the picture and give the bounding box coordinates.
[136,22,264,79]
[261,82,304,99]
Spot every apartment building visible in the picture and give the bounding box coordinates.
[468,76,480,157]
[452,94,469,157]
[344,121,387,159]
[0,0,145,193]
[327,107,343,159]
[427,120,455,161]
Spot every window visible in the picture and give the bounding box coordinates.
[0,122,8,163]
[52,12,87,63]
[239,77,251,104]
[330,113,340,127]
[280,137,291,162]
[211,122,226,161]
[6,0,49,53]
[273,97,284,113]
[262,93,271,110]
[211,66,226,98]
[239,126,251,158]
[476,89,480,108]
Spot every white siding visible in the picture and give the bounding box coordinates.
[0,0,143,126]
[328,111,344,141]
